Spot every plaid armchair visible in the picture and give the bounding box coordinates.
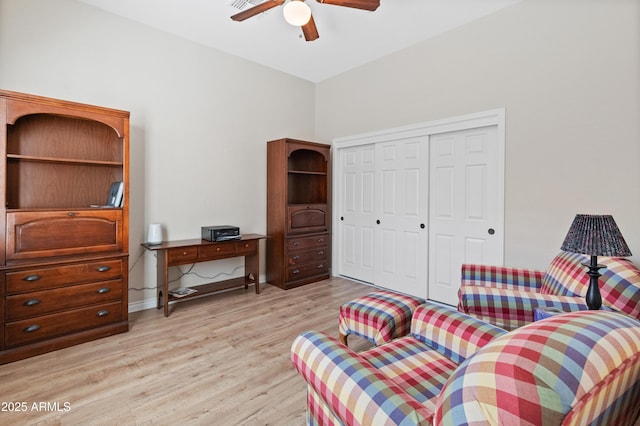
[291,301,640,425]
[458,251,640,330]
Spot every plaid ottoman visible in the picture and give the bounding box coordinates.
[339,290,425,346]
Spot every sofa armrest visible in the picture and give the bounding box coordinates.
[291,331,432,425]
[410,302,506,364]
[461,264,544,291]
[458,286,592,330]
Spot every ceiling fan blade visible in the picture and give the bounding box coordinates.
[231,0,285,22]
[302,13,319,41]
[316,0,379,11]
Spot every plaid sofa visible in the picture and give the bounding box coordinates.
[291,302,640,425]
[458,251,640,330]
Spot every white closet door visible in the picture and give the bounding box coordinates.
[428,125,503,306]
[375,138,429,298]
[339,144,376,283]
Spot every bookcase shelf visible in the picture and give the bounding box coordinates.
[7,154,123,167]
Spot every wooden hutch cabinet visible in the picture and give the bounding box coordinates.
[0,90,129,364]
[267,138,331,289]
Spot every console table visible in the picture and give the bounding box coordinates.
[142,234,266,317]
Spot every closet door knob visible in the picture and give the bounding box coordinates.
[488,228,495,235]
[420,223,425,229]
[376,220,381,225]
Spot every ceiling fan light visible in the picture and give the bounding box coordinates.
[283,1,311,26]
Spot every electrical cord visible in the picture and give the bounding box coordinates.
[127,247,157,291]
[127,247,245,291]
[170,264,245,284]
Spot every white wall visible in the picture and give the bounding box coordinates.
[0,0,316,309]
[316,0,640,269]
[1,0,639,310]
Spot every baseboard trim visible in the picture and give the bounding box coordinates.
[129,298,157,313]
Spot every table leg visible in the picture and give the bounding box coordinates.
[156,251,170,317]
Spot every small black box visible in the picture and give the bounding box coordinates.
[201,225,240,242]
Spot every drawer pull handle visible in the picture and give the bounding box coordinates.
[317,264,324,269]
[292,242,300,246]
[317,238,325,243]
[23,274,41,282]
[318,251,324,255]
[97,287,111,294]
[97,310,110,317]
[216,247,221,252]
[67,211,76,217]
[182,251,188,256]
[24,325,40,333]
[24,299,41,307]
[293,256,300,260]
[244,244,249,248]
[292,269,300,275]
[97,265,112,272]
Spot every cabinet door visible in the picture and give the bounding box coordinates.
[287,204,328,234]
[6,210,123,260]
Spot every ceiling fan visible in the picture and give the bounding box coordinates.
[230,0,380,42]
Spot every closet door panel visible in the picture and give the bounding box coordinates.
[338,145,375,283]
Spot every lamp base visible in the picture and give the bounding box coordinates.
[582,255,606,310]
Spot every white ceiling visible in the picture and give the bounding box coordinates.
[76,0,521,82]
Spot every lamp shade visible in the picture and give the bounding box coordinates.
[561,214,631,257]
[283,1,311,26]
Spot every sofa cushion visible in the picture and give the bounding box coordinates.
[600,257,640,319]
[541,251,589,296]
[457,286,593,330]
[361,336,457,412]
[411,302,506,364]
[434,311,640,425]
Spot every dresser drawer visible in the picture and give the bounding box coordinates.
[235,240,257,256]
[6,259,123,293]
[288,247,327,266]
[287,234,329,251]
[6,279,123,321]
[167,247,198,265]
[5,301,123,347]
[6,210,123,260]
[199,241,236,259]
[287,261,329,281]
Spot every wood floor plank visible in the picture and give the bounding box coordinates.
[0,277,374,425]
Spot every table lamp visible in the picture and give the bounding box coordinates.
[560,214,631,310]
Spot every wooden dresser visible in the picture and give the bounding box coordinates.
[0,90,129,364]
[266,138,331,289]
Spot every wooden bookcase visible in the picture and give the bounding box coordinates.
[0,90,130,364]
[266,138,331,289]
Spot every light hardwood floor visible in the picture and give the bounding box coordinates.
[0,277,374,425]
